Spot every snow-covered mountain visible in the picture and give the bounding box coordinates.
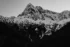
[0,3,70,47]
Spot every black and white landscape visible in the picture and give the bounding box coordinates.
[0,3,70,47]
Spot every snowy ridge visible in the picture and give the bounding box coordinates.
[13,15,70,36]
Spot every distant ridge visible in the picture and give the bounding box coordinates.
[18,3,58,16]
[18,3,70,21]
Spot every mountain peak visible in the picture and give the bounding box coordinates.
[18,3,36,16]
[27,3,34,7]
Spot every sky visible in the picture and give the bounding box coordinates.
[0,0,70,17]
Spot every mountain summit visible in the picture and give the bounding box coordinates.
[18,3,38,16]
[18,3,58,17]
[18,3,70,21]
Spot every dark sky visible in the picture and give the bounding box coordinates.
[0,0,70,17]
